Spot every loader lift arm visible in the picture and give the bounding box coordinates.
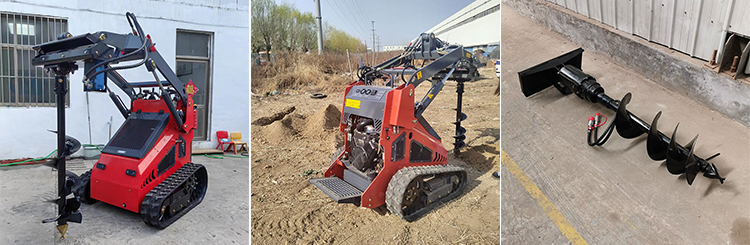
[33,12,188,127]
[357,33,483,154]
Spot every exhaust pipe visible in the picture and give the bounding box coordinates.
[518,48,724,185]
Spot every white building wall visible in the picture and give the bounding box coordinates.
[426,0,500,49]
[546,0,750,62]
[382,45,405,52]
[0,0,249,159]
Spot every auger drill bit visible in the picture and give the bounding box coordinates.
[518,48,725,185]
[42,130,81,169]
[454,80,467,155]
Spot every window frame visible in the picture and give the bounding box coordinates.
[0,11,69,107]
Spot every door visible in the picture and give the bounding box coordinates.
[175,30,212,141]
[176,60,209,140]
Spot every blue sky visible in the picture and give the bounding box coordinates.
[271,0,473,47]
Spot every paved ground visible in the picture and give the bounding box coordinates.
[0,155,249,244]
[501,5,750,245]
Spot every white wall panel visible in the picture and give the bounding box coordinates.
[548,0,741,60]
[671,0,697,52]
[600,0,617,27]
[633,0,653,39]
[575,0,589,17]
[615,0,633,33]
[694,0,729,60]
[588,0,603,22]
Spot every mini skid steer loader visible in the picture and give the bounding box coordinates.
[32,13,208,237]
[309,33,483,221]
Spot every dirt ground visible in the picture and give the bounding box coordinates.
[250,67,500,244]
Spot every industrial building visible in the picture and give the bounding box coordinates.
[547,0,750,70]
[426,0,500,53]
[0,0,249,160]
[382,45,406,52]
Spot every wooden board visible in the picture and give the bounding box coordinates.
[191,148,224,155]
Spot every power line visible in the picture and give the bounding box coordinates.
[323,0,367,39]
[353,1,372,30]
[330,0,369,38]
[321,0,362,37]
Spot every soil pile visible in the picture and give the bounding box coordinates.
[303,104,341,133]
[252,106,295,126]
[280,113,307,132]
[302,104,343,149]
[263,120,295,144]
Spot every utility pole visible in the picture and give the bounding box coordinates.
[315,0,323,55]
[377,35,381,52]
[374,35,380,63]
[371,20,375,65]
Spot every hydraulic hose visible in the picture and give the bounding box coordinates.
[83,12,149,82]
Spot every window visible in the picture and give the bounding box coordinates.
[0,12,68,107]
[175,30,212,141]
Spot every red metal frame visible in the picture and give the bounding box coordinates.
[325,81,449,209]
[90,87,196,213]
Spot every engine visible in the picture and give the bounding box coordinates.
[345,116,381,172]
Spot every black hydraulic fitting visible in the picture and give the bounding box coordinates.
[558,65,604,103]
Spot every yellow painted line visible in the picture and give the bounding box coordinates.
[501,149,588,245]
[626,220,637,231]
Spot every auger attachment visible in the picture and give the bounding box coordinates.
[518,48,725,185]
[454,80,467,155]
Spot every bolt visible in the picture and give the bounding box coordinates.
[731,56,740,73]
[709,50,717,65]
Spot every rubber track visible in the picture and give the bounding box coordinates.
[73,169,97,204]
[385,165,466,221]
[140,162,206,229]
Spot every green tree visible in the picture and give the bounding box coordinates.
[251,0,274,52]
[251,0,363,54]
[324,24,366,54]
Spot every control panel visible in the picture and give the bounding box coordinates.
[348,86,388,101]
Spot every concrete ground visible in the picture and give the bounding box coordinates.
[501,5,750,245]
[0,155,249,244]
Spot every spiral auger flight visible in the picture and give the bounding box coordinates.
[518,48,725,186]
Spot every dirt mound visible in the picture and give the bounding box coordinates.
[252,106,295,126]
[280,113,306,132]
[262,120,296,144]
[302,104,341,138]
[460,144,500,172]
